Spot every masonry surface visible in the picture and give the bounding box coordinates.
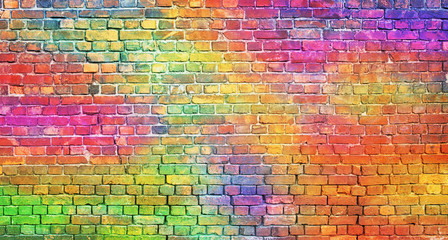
[0,0,448,239]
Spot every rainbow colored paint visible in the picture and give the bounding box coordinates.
[0,0,448,238]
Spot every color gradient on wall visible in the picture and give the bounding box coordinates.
[1,0,448,239]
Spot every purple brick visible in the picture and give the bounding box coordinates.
[388,31,419,40]
[420,11,448,19]
[420,31,448,41]
[354,31,386,40]
[313,9,350,19]
[385,10,418,19]
[280,9,312,18]
[352,10,384,19]
[233,195,263,205]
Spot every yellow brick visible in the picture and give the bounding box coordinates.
[101,64,117,73]
[141,20,157,29]
[192,95,225,104]
[190,53,222,62]
[152,64,166,73]
[110,42,124,51]
[204,85,219,94]
[218,63,233,72]
[420,174,448,184]
[84,64,99,73]
[220,84,236,94]
[86,30,118,41]
[120,30,152,40]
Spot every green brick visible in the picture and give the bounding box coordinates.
[156,53,189,62]
[134,216,164,225]
[6,225,21,234]
[108,206,123,215]
[42,215,70,224]
[33,206,47,215]
[166,175,198,185]
[168,196,198,206]
[42,196,72,205]
[62,206,76,215]
[12,215,40,225]
[166,216,197,226]
[0,197,10,206]
[139,206,154,215]
[73,196,103,206]
[198,216,229,225]
[123,206,138,215]
[77,206,91,215]
[53,30,84,40]
[186,63,201,72]
[171,206,185,215]
[48,206,62,214]
[92,205,107,215]
[121,53,154,62]
[35,225,51,234]
[135,176,165,185]
[12,196,41,205]
[155,206,170,215]
[183,105,198,114]
[186,206,201,216]
[3,186,18,196]
[4,206,18,215]
[169,63,185,72]
[0,216,10,225]
[18,206,32,215]
[86,30,118,41]
[20,225,35,235]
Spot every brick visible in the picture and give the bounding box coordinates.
[120,30,152,40]
[86,30,118,41]
[198,216,229,225]
[233,195,263,205]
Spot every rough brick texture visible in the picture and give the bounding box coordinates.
[0,0,448,239]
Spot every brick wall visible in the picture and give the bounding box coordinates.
[1,0,448,239]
